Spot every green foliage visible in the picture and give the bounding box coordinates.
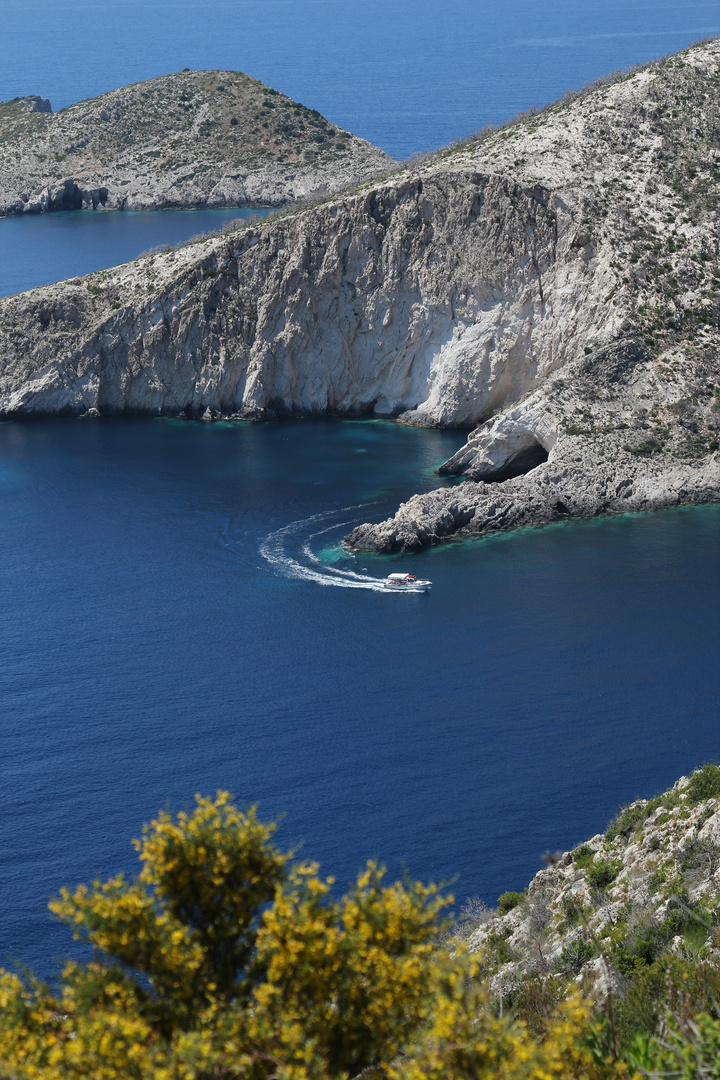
[0,794,633,1080]
[572,844,595,869]
[505,974,567,1038]
[614,933,661,977]
[4,782,720,1079]
[683,919,710,952]
[616,955,720,1057]
[650,1013,720,1079]
[585,859,621,891]
[497,890,525,914]
[560,893,585,928]
[624,439,662,457]
[686,762,720,805]
[558,937,595,976]
[484,930,516,967]
[605,802,648,841]
[51,795,290,1026]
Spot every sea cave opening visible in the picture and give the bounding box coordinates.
[483,439,549,483]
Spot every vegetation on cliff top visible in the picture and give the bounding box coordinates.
[0,70,390,213]
[1,769,720,1078]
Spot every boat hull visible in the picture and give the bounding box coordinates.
[382,582,432,593]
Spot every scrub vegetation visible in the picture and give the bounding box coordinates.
[0,71,390,214]
[2,769,720,1078]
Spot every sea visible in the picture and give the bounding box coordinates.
[1,0,719,976]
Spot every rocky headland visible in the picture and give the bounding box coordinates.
[455,763,720,1026]
[0,70,391,215]
[0,40,718,547]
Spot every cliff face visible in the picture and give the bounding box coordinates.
[0,71,391,216]
[0,41,719,545]
[0,172,611,422]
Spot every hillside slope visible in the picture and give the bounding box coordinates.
[0,70,391,216]
[460,764,720,1023]
[0,42,718,546]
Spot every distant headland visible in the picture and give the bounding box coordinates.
[0,70,392,216]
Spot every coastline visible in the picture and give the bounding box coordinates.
[1,41,719,549]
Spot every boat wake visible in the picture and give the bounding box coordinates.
[258,506,390,591]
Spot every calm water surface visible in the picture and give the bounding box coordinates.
[1,0,718,292]
[0,208,269,298]
[1,419,719,974]
[2,0,719,159]
[1,0,719,976]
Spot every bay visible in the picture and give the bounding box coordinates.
[1,418,718,974]
[0,208,268,298]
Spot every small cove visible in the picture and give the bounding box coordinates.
[0,207,269,298]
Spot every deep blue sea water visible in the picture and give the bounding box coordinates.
[0,208,270,298]
[2,0,719,292]
[0,1,719,977]
[2,419,719,974]
[2,0,719,160]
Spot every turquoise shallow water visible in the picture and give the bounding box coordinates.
[1,418,718,974]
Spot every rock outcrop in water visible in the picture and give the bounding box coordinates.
[0,40,718,546]
[0,71,391,216]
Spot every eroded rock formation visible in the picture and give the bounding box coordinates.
[457,766,720,1004]
[0,40,719,547]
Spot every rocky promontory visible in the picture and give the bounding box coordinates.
[0,41,719,547]
[0,70,392,215]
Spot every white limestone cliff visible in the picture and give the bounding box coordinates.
[1,40,719,547]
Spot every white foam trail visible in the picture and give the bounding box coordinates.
[259,506,389,590]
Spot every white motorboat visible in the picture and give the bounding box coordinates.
[382,572,432,592]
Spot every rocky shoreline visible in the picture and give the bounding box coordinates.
[346,343,720,550]
[0,41,719,548]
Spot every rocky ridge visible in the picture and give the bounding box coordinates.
[347,38,720,547]
[456,764,720,1010]
[0,70,391,216]
[0,41,718,547]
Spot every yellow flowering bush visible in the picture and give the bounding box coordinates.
[0,793,635,1080]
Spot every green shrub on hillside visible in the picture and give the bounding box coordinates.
[558,937,595,976]
[572,844,595,868]
[498,890,525,914]
[586,859,621,890]
[651,1013,720,1080]
[615,954,720,1051]
[606,802,648,841]
[687,762,720,805]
